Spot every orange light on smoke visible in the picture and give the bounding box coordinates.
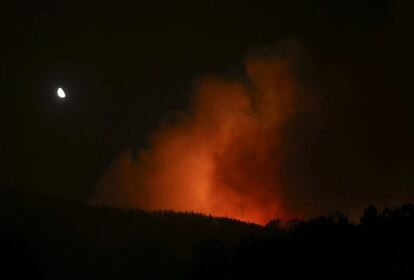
[95,56,296,225]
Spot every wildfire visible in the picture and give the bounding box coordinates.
[95,55,297,225]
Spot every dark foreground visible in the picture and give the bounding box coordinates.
[1,191,413,279]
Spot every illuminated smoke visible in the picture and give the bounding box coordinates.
[95,50,301,225]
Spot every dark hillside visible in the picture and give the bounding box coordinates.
[1,191,414,279]
[0,191,261,279]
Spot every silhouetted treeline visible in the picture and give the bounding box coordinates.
[190,206,414,278]
[1,190,414,279]
[0,191,261,279]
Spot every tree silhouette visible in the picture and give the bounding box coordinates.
[1,190,414,278]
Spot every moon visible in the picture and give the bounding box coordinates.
[57,87,66,99]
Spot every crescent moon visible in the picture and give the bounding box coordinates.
[57,88,66,98]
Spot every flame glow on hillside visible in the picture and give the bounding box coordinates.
[95,54,299,225]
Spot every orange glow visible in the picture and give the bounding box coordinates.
[95,56,297,225]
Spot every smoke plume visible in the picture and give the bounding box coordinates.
[94,44,312,224]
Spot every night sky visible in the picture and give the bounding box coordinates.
[1,1,413,222]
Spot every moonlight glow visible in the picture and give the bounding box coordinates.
[57,88,66,99]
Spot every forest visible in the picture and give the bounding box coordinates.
[1,190,413,279]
